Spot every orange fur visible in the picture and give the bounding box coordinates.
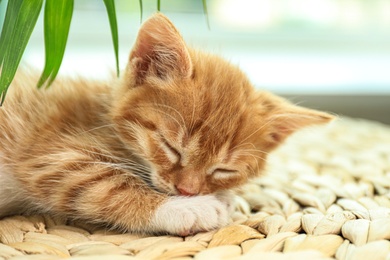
[0,14,333,234]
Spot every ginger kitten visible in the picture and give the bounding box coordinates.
[0,13,333,235]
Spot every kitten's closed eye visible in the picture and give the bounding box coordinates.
[160,137,181,164]
[211,168,240,180]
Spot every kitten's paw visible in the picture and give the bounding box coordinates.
[151,195,230,236]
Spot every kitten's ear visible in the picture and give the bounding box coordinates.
[266,99,335,144]
[129,13,193,84]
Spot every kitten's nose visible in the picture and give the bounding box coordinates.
[176,185,198,196]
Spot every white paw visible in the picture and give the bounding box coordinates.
[151,195,231,236]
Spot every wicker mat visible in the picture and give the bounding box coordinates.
[1,117,390,260]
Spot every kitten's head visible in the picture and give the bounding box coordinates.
[112,13,333,196]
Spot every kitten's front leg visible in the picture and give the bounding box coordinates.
[19,154,231,234]
[74,179,233,235]
[66,177,232,235]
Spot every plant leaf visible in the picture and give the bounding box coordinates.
[0,0,43,105]
[139,0,143,22]
[0,1,23,64]
[37,0,73,89]
[202,0,210,29]
[103,0,120,77]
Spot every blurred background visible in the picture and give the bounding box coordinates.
[1,0,389,124]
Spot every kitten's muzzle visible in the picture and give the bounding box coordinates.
[175,184,199,196]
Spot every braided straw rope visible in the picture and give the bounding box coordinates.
[1,117,389,259]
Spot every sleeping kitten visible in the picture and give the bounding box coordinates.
[0,13,333,235]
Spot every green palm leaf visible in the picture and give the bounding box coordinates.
[202,0,210,29]
[103,0,120,77]
[0,0,43,105]
[37,0,73,89]
[139,0,143,22]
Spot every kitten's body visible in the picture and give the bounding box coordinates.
[0,14,332,235]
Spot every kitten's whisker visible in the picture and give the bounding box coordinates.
[236,117,278,147]
[236,150,268,158]
[238,149,270,155]
[245,162,257,176]
[76,124,116,135]
[237,152,268,163]
[76,148,151,171]
[156,104,187,129]
[229,142,256,152]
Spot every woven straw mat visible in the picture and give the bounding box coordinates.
[1,117,390,260]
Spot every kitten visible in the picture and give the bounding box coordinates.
[0,13,333,235]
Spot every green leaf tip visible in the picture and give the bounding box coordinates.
[202,0,210,30]
[0,0,43,103]
[103,0,120,77]
[139,0,143,23]
[0,87,7,106]
[37,0,74,89]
